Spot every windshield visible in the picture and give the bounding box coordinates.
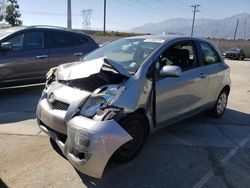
[0,31,9,39]
[0,28,22,40]
[84,38,164,73]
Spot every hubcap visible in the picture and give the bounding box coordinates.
[216,93,227,114]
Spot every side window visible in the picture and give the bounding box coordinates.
[8,34,23,51]
[49,31,83,48]
[76,35,88,45]
[155,41,196,73]
[8,32,44,51]
[199,42,221,65]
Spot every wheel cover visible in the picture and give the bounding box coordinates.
[216,93,227,114]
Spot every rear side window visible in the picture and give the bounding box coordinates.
[49,31,88,48]
[199,42,221,65]
[8,31,44,51]
[76,35,88,45]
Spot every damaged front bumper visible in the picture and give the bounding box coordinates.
[37,99,132,178]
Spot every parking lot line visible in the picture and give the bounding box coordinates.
[193,137,250,188]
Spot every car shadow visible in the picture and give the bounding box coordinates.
[49,138,67,160]
[0,84,44,124]
[48,108,250,187]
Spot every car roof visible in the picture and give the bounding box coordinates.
[124,34,208,43]
[127,34,183,40]
[23,25,86,34]
[0,25,86,35]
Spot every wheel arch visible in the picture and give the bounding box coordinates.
[222,85,230,95]
[124,108,150,136]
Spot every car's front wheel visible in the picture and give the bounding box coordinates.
[210,89,228,118]
[113,113,148,162]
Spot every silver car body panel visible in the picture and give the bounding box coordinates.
[57,57,130,81]
[66,116,132,178]
[38,115,132,178]
[36,35,231,178]
[155,66,209,124]
[57,57,104,81]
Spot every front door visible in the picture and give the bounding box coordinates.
[154,41,209,126]
[0,31,49,83]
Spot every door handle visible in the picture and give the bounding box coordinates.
[199,72,207,79]
[74,52,83,56]
[36,55,48,59]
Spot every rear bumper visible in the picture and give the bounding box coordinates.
[37,99,132,178]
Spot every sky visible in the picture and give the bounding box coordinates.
[16,0,250,31]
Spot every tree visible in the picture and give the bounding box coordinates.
[0,0,6,22]
[4,0,22,26]
[0,14,3,22]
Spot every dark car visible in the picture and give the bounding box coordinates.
[222,48,245,60]
[0,26,99,87]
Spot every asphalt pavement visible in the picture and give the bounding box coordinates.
[0,59,249,188]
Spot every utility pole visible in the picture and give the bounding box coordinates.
[103,0,106,36]
[67,0,72,29]
[191,4,200,37]
[233,18,239,40]
[81,8,93,30]
[243,17,247,40]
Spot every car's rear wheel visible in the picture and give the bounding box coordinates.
[210,89,228,118]
[113,113,148,162]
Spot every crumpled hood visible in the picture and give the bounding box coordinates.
[57,57,131,80]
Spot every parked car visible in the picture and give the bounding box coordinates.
[222,47,245,60]
[0,26,99,87]
[36,35,231,178]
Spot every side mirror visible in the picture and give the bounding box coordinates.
[160,65,182,77]
[0,42,12,51]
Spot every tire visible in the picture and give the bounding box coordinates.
[113,113,148,162]
[210,89,228,118]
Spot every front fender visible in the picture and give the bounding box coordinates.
[66,116,132,178]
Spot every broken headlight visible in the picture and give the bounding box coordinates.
[45,67,58,89]
[80,85,125,118]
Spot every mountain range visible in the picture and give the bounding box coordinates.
[130,13,250,39]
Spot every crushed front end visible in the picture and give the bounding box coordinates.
[36,58,133,178]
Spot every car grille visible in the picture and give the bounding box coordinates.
[49,100,70,111]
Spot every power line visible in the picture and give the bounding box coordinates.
[190,4,200,37]
[22,10,80,17]
[116,0,190,18]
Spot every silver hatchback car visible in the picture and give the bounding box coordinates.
[36,35,230,178]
